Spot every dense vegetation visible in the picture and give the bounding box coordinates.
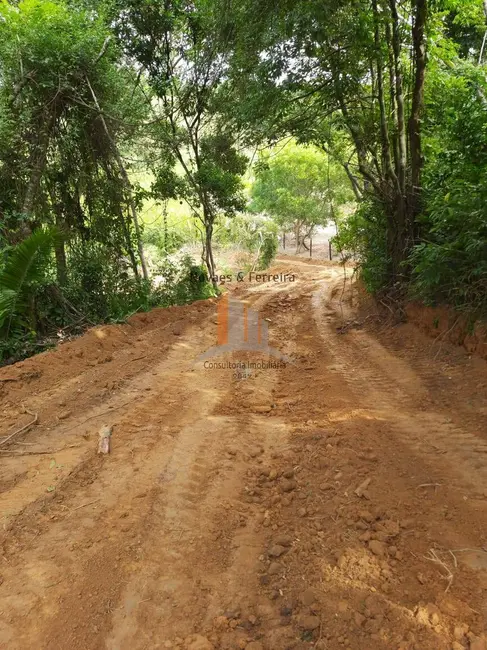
[221,0,487,309]
[250,143,353,254]
[0,0,486,362]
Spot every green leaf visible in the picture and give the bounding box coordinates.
[0,228,62,334]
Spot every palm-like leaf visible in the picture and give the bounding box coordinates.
[0,289,17,329]
[0,228,60,334]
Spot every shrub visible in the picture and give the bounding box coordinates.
[215,213,279,269]
[334,200,390,295]
[0,237,215,364]
[152,254,215,306]
[408,61,487,316]
[143,225,185,256]
[257,226,279,270]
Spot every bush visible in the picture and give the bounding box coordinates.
[215,213,279,269]
[0,330,45,365]
[257,226,279,269]
[0,238,215,364]
[409,189,487,315]
[143,225,185,256]
[408,61,487,316]
[0,228,59,361]
[332,63,487,318]
[61,243,140,323]
[334,200,390,295]
[64,248,214,322]
[152,255,215,306]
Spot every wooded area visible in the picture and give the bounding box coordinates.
[2,3,487,647]
[1,0,486,363]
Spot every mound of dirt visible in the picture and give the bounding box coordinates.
[0,298,216,406]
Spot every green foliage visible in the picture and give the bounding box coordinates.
[109,0,249,279]
[408,61,487,315]
[143,225,185,257]
[0,228,59,336]
[251,144,333,229]
[62,246,214,322]
[215,212,279,269]
[258,227,279,270]
[222,0,487,316]
[150,130,248,227]
[2,0,487,364]
[153,255,215,306]
[194,133,248,217]
[334,201,390,295]
[0,239,215,363]
[61,243,137,323]
[334,56,487,315]
[251,142,353,253]
[0,0,150,275]
[221,0,487,311]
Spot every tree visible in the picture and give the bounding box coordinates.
[108,0,248,283]
[250,143,352,253]
[219,0,430,283]
[408,59,487,315]
[0,0,149,279]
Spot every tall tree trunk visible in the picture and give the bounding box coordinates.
[385,21,400,178]
[295,222,302,254]
[409,0,427,215]
[119,207,140,279]
[54,236,68,287]
[318,142,363,201]
[202,211,216,286]
[389,0,407,197]
[343,162,363,201]
[328,49,385,197]
[85,76,149,282]
[48,187,68,286]
[372,0,399,191]
[21,111,56,227]
[478,1,487,66]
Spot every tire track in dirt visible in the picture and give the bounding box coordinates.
[106,284,299,648]
[1,261,487,649]
[242,275,487,649]
[0,324,213,551]
[0,277,295,649]
[312,280,487,496]
[0,321,226,649]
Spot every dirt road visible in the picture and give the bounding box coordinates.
[1,259,487,650]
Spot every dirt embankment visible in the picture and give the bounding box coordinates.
[0,259,486,650]
[404,303,487,362]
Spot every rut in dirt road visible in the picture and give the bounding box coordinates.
[0,259,487,650]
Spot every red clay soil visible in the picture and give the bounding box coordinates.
[404,303,487,362]
[0,258,486,650]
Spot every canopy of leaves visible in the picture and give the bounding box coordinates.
[251,143,352,230]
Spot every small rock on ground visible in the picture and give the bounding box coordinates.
[185,635,214,650]
[299,615,320,631]
[368,540,386,557]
